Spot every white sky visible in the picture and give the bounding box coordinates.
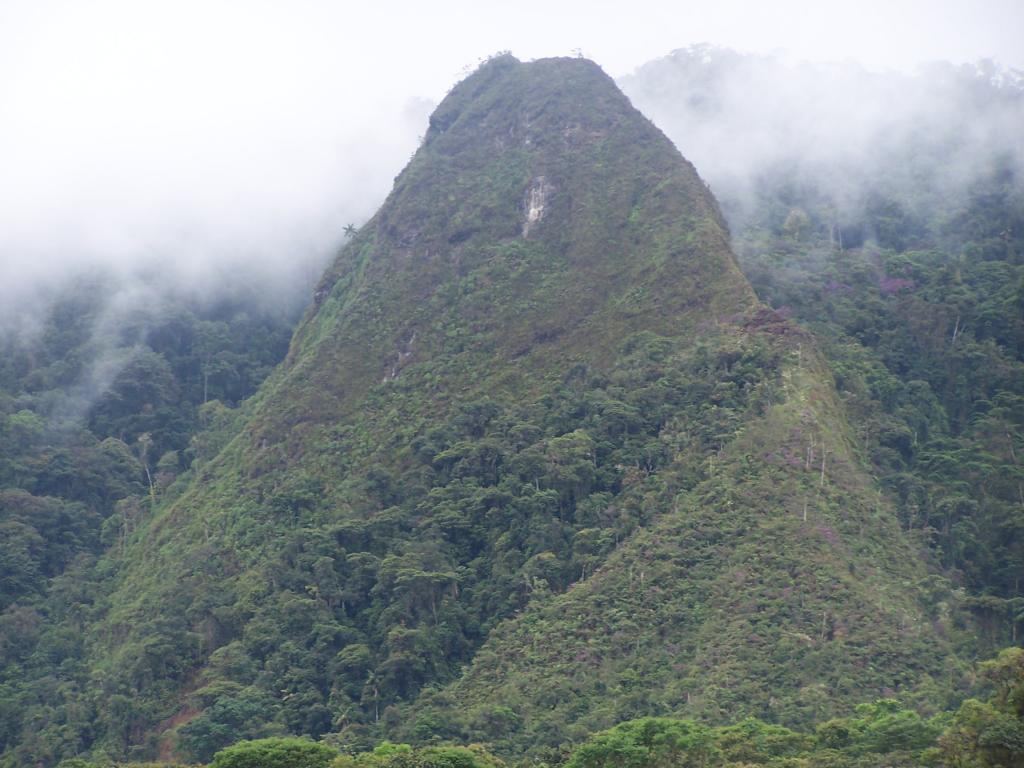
[0,0,1021,295]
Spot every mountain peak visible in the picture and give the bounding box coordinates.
[425,55,628,146]
[301,52,753,395]
[44,55,964,762]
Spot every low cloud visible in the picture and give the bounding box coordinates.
[619,46,1024,233]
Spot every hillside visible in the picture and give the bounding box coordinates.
[0,55,977,765]
[619,47,1024,636]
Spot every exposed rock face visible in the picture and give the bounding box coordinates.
[522,175,551,237]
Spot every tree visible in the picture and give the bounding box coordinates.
[331,743,505,768]
[137,432,156,506]
[782,207,811,240]
[209,737,338,768]
[566,718,719,768]
[195,320,233,405]
[714,717,811,763]
[939,649,1024,767]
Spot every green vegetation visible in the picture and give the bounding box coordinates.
[45,647,1024,766]
[731,154,1024,642]
[331,742,505,768]
[553,649,1024,767]
[208,737,337,768]
[0,275,304,763]
[0,53,1021,767]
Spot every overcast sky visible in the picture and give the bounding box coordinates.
[1,0,1022,305]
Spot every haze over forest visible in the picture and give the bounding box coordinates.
[5,36,1021,431]
[2,0,1022,334]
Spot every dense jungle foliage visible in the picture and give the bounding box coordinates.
[0,274,306,761]
[52,649,1024,767]
[623,49,1024,638]
[0,52,1021,766]
[0,273,303,607]
[730,151,1024,640]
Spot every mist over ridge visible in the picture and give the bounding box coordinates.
[619,45,1024,239]
[3,43,1023,435]
[5,44,1022,332]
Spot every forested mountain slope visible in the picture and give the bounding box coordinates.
[621,47,1024,639]
[0,276,305,764]
[407,305,968,755]
[0,55,985,765]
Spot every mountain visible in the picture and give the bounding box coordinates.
[0,55,974,765]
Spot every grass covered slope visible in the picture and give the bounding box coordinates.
[15,55,968,764]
